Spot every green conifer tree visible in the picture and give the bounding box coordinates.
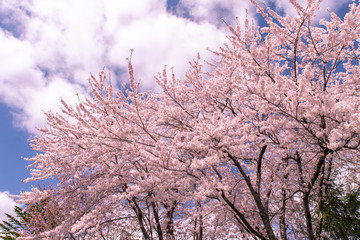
[0,206,30,240]
[322,181,360,239]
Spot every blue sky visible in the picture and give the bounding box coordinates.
[0,103,33,194]
[0,0,352,221]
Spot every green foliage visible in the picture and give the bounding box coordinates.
[0,206,30,240]
[322,182,360,240]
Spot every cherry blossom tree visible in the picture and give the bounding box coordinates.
[17,0,360,239]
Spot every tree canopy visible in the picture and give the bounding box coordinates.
[16,0,360,239]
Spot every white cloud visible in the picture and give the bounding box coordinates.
[0,0,31,38]
[106,13,226,89]
[0,32,43,106]
[0,0,233,133]
[13,77,87,132]
[0,192,19,222]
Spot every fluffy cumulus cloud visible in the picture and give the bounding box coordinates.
[0,0,352,133]
[0,0,239,133]
[0,192,18,222]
